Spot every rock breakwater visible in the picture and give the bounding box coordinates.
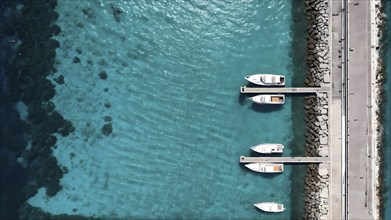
[304,94,329,158]
[305,0,330,86]
[303,95,330,220]
[303,0,331,219]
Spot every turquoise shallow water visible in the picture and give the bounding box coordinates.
[28,1,306,219]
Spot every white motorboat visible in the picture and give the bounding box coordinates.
[244,74,285,86]
[250,143,284,154]
[249,94,285,104]
[254,202,285,213]
[244,163,284,173]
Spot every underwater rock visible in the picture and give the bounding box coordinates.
[59,120,75,137]
[54,75,64,84]
[50,24,61,36]
[99,71,107,80]
[101,123,112,136]
[2,1,80,219]
[104,116,112,122]
[18,202,97,220]
[104,102,111,108]
[82,7,95,18]
[76,47,82,54]
[75,21,84,28]
[110,4,122,22]
[47,38,60,49]
[72,56,81,63]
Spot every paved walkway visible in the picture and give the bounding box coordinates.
[346,0,376,219]
[330,0,343,218]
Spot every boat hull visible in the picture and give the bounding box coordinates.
[250,143,284,154]
[254,202,285,213]
[244,74,285,86]
[244,163,284,173]
[249,94,285,105]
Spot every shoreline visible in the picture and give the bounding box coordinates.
[372,0,380,218]
[373,0,388,219]
[382,1,391,219]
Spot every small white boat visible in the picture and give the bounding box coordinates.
[250,144,284,154]
[249,94,285,104]
[244,74,285,86]
[254,202,285,213]
[244,163,284,173]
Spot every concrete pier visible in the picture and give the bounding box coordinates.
[240,86,329,94]
[239,156,329,164]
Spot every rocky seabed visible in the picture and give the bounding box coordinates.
[303,0,330,219]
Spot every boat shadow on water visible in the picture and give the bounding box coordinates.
[250,103,283,113]
[249,151,283,158]
[238,92,248,105]
[254,207,284,215]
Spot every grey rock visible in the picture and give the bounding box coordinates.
[320,136,328,145]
